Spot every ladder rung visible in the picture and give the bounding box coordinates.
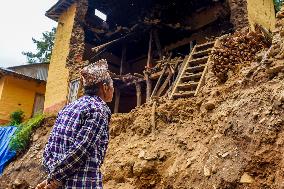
[192,49,212,59]
[188,56,209,66]
[195,41,215,51]
[181,73,202,81]
[186,64,206,73]
[177,82,198,90]
[172,91,195,99]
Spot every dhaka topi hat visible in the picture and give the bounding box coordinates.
[80,59,112,87]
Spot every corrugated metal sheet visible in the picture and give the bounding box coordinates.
[8,63,49,81]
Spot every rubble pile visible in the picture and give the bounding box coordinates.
[3,8,284,189]
[0,117,56,189]
[211,30,268,82]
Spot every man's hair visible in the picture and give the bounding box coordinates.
[84,79,112,96]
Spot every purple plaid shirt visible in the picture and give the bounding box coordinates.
[43,95,111,189]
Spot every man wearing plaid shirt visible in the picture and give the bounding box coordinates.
[36,59,114,189]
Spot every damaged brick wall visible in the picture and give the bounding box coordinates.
[66,0,89,98]
[266,7,284,63]
[227,0,249,30]
[66,0,88,82]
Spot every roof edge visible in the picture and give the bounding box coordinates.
[7,63,49,70]
[46,0,75,21]
[0,68,46,83]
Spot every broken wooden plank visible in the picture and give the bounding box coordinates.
[136,82,142,106]
[114,87,120,113]
[151,65,167,97]
[151,101,157,129]
[120,45,127,75]
[153,29,163,59]
[156,69,173,97]
[147,30,153,68]
[145,72,152,102]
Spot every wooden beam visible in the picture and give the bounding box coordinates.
[151,65,167,97]
[149,68,174,80]
[120,45,127,75]
[145,72,152,102]
[114,87,120,113]
[136,83,142,107]
[156,69,173,97]
[153,29,163,59]
[147,30,153,68]
[151,101,157,129]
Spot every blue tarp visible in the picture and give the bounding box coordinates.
[0,126,17,175]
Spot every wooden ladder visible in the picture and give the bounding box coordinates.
[169,41,215,99]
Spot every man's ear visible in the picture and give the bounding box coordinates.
[103,83,108,93]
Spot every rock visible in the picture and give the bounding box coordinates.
[186,157,196,168]
[280,30,284,37]
[252,112,259,119]
[29,154,35,158]
[267,65,284,74]
[168,159,179,176]
[204,166,211,177]
[279,93,284,103]
[221,152,230,158]
[158,151,167,161]
[259,118,266,124]
[14,164,21,171]
[33,134,39,142]
[14,179,22,186]
[12,178,29,189]
[133,160,156,176]
[204,101,215,111]
[211,165,218,174]
[144,152,158,161]
[274,99,282,107]
[263,58,273,65]
[138,150,145,159]
[240,172,254,184]
[276,12,284,19]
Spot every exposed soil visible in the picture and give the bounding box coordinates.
[2,9,284,189]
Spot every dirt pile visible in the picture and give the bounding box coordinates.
[2,10,284,189]
[211,30,269,82]
[0,117,55,189]
[103,68,284,188]
[101,15,284,188]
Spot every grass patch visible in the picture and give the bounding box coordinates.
[9,110,24,126]
[9,114,45,152]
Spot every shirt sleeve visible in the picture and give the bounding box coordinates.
[47,111,107,182]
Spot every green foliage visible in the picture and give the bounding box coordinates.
[274,0,284,12]
[9,114,45,152]
[22,27,56,64]
[9,110,24,126]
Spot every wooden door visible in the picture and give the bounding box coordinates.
[33,93,45,116]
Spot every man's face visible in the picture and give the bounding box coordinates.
[103,79,114,103]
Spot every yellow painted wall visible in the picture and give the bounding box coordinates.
[0,76,46,123]
[0,77,5,99]
[247,0,276,31]
[44,4,77,113]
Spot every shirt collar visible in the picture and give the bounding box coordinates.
[91,95,112,116]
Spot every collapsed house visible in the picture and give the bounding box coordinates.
[43,0,277,114]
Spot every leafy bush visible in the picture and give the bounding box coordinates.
[9,114,45,152]
[9,110,24,126]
